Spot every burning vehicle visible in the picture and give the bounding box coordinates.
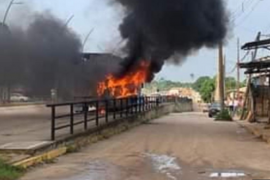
[97,61,150,98]
[90,61,150,115]
[73,60,149,115]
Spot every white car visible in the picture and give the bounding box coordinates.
[10,93,30,102]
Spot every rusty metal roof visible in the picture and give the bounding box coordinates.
[239,57,270,74]
[241,38,270,50]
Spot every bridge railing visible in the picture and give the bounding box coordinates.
[47,96,176,140]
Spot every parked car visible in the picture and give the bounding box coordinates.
[208,102,222,118]
[10,93,30,102]
[202,103,210,113]
[74,103,90,113]
[73,96,95,113]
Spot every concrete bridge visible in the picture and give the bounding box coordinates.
[0,97,192,161]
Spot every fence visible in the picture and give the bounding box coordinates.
[47,96,178,140]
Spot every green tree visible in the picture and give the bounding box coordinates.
[225,77,237,91]
[193,76,211,92]
[241,79,247,87]
[144,78,193,92]
[199,78,215,103]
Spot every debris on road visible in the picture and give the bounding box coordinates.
[210,171,246,178]
[145,153,181,180]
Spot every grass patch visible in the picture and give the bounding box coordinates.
[66,145,79,154]
[215,109,233,121]
[0,159,24,180]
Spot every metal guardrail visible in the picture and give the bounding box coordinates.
[47,96,177,140]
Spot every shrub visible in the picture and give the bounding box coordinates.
[215,109,233,121]
[0,159,24,180]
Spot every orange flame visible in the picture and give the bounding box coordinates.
[97,61,150,98]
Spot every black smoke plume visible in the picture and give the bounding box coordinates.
[114,0,229,81]
[25,14,82,98]
[0,12,82,100]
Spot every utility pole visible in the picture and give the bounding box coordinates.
[215,42,225,110]
[82,28,94,52]
[224,54,226,98]
[3,0,23,25]
[237,38,240,100]
[64,15,74,27]
[219,43,225,110]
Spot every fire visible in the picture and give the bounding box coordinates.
[97,61,150,98]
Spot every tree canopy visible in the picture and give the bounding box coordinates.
[144,78,192,91]
[192,76,212,92]
[144,76,246,103]
[199,78,215,103]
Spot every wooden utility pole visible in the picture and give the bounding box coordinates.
[237,38,240,100]
[224,54,226,98]
[216,42,225,110]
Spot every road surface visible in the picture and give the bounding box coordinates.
[0,105,51,145]
[0,104,131,146]
[0,105,84,145]
[21,112,270,180]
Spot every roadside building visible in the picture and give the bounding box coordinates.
[239,53,270,122]
[168,87,201,102]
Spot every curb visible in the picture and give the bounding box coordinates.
[237,122,260,136]
[237,121,270,144]
[10,114,153,168]
[13,147,67,168]
[11,120,144,169]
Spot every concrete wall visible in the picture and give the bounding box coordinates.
[174,100,193,113]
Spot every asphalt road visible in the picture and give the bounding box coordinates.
[0,105,83,145]
[0,105,119,146]
[0,105,51,145]
[21,112,270,180]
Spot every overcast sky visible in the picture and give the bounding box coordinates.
[0,0,269,82]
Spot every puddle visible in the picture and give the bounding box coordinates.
[145,153,181,180]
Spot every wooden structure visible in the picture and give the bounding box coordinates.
[239,57,270,123]
[240,38,270,123]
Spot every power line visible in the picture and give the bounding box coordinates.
[240,50,250,62]
[226,50,249,75]
[231,0,246,17]
[231,0,255,22]
[235,0,261,27]
[261,34,270,38]
[237,25,258,34]
[227,64,237,75]
[263,22,270,32]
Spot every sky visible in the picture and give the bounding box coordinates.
[0,0,269,82]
